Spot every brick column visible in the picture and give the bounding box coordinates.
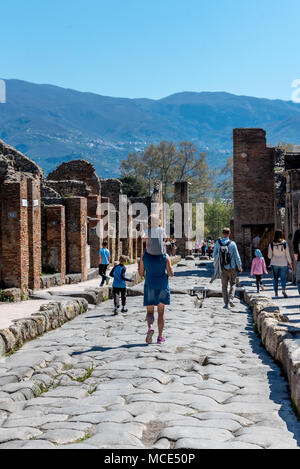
[46,205,66,282]
[66,197,88,280]
[88,218,101,268]
[122,207,133,260]
[174,181,191,257]
[87,195,101,268]
[1,178,29,292]
[27,178,41,290]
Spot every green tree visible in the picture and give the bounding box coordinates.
[120,141,214,202]
[119,175,148,198]
[204,198,233,240]
[215,156,233,201]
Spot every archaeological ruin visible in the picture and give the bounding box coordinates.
[0,139,193,295]
[233,128,300,269]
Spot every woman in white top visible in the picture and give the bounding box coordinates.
[268,230,292,298]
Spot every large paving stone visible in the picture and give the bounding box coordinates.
[40,429,86,444]
[3,414,68,428]
[22,440,56,449]
[174,438,262,449]
[158,426,232,442]
[47,405,105,416]
[0,427,42,443]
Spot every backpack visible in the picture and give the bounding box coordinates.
[270,242,286,252]
[218,239,232,267]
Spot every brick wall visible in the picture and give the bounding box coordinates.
[174,181,191,257]
[233,128,275,267]
[27,177,41,290]
[66,197,88,280]
[1,177,29,292]
[100,179,122,261]
[45,205,66,282]
[47,160,100,195]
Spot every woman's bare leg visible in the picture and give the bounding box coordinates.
[157,303,165,337]
[146,306,154,329]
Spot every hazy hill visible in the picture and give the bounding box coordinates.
[1,79,300,177]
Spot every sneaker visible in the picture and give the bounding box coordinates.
[224,304,229,309]
[157,336,166,344]
[283,291,288,298]
[146,328,154,344]
[121,307,128,313]
[113,306,119,315]
[229,300,235,307]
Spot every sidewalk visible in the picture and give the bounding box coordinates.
[0,263,138,330]
[238,270,300,329]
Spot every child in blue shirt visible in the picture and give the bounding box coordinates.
[99,241,110,287]
[110,255,134,314]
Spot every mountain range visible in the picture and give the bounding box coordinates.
[1,79,300,177]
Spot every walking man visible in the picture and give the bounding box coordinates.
[213,227,243,308]
[99,240,110,287]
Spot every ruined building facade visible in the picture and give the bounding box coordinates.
[233,128,300,268]
[0,139,194,294]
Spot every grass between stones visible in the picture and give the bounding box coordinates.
[72,367,94,383]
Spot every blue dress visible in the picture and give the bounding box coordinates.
[143,252,170,306]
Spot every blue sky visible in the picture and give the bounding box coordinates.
[1,0,300,100]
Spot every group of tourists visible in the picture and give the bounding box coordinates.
[98,218,300,345]
[212,226,296,308]
[194,239,215,259]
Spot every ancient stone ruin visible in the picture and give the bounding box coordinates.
[233,128,300,268]
[0,140,193,295]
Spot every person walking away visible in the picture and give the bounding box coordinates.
[110,255,134,315]
[170,235,177,257]
[165,238,172,256]
[201,240,207,256]
[139,251,174,344]
[251,249,268,293]
[213,227,243,308]
[252,232,261,258]
[99,241,110,287]
[207,241,213,259]
[293,228,300,295]
[268,230,292,298]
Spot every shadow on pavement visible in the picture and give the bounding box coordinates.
[72,343,148,356]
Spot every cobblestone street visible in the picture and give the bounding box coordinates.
[0,260,299,449]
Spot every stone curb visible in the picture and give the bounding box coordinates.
[0,298,89,358]
[241,286,300,415]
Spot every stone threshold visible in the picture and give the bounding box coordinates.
[238,278,300,416]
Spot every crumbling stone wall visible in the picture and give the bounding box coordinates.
[47,160,100,195]
[0,141,43,292]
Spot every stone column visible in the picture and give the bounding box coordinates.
[87,195,101,268]
[66,197,88,281]
[174,181,191,257]
[27,177,42,290]
[88,218,101,268]
[46,205,66,282]
[1,177,29,292]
